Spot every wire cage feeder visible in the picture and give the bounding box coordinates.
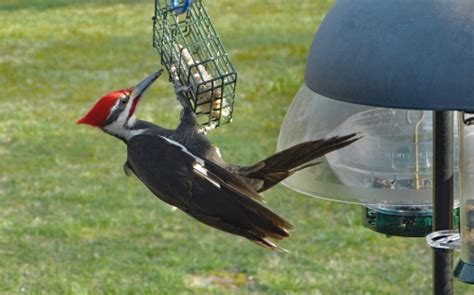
[153,0,237,129]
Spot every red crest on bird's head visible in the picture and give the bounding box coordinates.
[76,88,132,127]
[77,70,163,128]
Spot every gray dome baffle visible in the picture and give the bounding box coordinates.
[305,0,474,111]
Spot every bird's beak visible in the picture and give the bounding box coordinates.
[130,69,163,102]
[126,69,163,121]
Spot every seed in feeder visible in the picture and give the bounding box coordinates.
[465,201,474,231]
[461,200,474,262]
[177,45,223,119]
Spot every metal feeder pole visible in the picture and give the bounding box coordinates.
[432,111,454,294]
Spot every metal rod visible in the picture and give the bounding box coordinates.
[432,111,454,295]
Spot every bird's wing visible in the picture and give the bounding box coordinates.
[128,134,263,203]
[127,135,194,209]
[126,134,293,250]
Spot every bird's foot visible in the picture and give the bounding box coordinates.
[176,85,190,95]
[175,86,191,109]
[168,62,192,109]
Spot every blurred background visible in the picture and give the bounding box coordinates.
[0,0,471,293]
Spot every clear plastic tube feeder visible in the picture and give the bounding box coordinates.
[454,113,474,284]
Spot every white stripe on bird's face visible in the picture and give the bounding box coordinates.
[160,136,221,189]
[103,98,145,141]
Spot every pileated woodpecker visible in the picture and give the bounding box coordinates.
[77,70,359,251]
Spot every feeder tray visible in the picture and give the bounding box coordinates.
[454,260,474,285]
[363,205,460,237]
[153,0,237,129]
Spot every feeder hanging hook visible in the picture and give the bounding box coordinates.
[171,0,192,14]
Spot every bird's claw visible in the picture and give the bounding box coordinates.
[176,85,190,96]
[168,62,192,109]
[176,88,191,109]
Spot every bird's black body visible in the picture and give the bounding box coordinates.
[122,108,358,250]
[122,108,291,249]
[78,71,359,250]
[130,111,222,163]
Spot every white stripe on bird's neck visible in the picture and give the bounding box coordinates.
[104,114,147,141]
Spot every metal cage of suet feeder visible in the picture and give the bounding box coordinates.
[152,0,237,129]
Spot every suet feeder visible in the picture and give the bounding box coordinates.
[277,0,474,292]
[153,0,237,129]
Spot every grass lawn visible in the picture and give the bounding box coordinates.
[1,0,472,294]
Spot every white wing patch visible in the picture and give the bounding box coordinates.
[160,136,221,189]
[193,163,221,189]
[213,146,222,159]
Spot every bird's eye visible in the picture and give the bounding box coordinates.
[120,97,129,104]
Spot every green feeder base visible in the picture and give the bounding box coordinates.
[362,206,460,237]
[454,260,474,284]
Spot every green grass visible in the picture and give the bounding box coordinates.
[0,0,472,294]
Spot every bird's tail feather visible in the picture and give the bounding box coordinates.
[239,133,361,192]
